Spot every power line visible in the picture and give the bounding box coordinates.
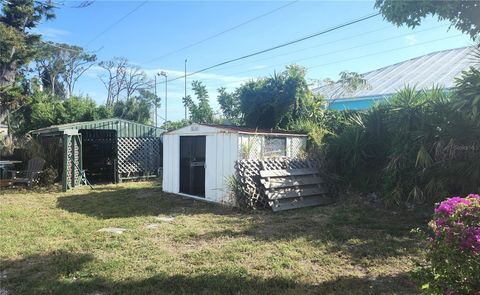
[142,1,298,64]
[221,24,450,77]
[156,12,381,85]
[84,1,148,48]
[156,34,464,91]
[306,34,464,71]
[212,25,395,72]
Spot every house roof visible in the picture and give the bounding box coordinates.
[168,123,308,137]
[31,118,165,138]
[314,46,478,100]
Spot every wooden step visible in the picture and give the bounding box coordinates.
[260,168,318,178]
[261,175,323,189]
[270,195,336,212]
[266,186,328,200]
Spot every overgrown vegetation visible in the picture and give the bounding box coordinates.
[325,68,480,206]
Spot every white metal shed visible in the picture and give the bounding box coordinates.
[162,123,307,204]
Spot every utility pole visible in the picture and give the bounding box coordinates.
[184,58,187,120]
[160,71,168,123]
[154,75,157,127]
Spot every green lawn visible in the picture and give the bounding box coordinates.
[0,182,426,294]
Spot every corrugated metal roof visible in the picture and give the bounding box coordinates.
[32,118,165,138]
[314,47,478,100]
[201,124,308,136]
[167,123,307,137]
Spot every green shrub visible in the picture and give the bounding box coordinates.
[416,195,480,294]
[326,80,480,206]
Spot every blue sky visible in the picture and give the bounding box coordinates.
[35,0,473,123]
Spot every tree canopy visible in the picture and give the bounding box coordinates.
[183,81,214,124]
[375,0,480,40]
[231,65,313,129]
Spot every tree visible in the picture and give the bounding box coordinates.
[98,57,152,106]
[217,87,242,125]
[124,65,151,99]
[0,0,55,89]
[0,0,56,124]
[236,65,312,129]
[321,71,370,108]
[112,89,154,124]
[17,82,112,134]
[60,44,96,98]
[375,0,480,40]
[35,42,67,97]
[183,81,214,123]
[98,57,128,106]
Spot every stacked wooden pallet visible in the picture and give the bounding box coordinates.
[260,164,333,212]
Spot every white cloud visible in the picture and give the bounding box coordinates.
[33,27,70,38]
[405,34,417,45]
[144,67,250,86]
[251,65,267,70]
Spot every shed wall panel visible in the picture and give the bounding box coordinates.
[162,134,179,193]
[172,135,180,193]
[205,135,217,201]
[203,133,238,203]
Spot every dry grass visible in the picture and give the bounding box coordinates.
[0,182,426,294]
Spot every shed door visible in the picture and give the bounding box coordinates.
[179,136,205,197]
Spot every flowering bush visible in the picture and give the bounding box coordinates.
[418,194,480,294]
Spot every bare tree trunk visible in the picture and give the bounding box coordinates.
[0,47,18,89]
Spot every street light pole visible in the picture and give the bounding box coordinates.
[160,71,168,123]
[184,59,187,120]
[154,75,157,127]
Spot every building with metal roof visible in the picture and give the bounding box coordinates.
[314,47,478,110]
[32,118,165,191]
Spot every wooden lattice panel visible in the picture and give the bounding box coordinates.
[117,137,161,178]
[290,137,306,157]
[63,134,82,191]
[235,157,325,210]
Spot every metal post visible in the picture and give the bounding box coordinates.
[165,74,168,122]
[154,75,157,127]
[160,71,168,123]
[184,59,187,120]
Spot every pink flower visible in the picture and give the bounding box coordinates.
[467,194,480,200]
[435,197,472,216]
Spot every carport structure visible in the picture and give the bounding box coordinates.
[32,118,164,191]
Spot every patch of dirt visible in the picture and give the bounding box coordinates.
[97,227,127,234]
[146,223,160,229]
[154,215,175,223]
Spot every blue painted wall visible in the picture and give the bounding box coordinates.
[327,95,392,111]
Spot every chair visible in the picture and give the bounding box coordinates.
[9,157,46,187]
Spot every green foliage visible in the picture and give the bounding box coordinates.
[452,67,480,122]
[0,0,55,89]
[236,65,312,129]
[327,80,480,206]
[323,71,370,103]
[35,41,97,98]
[375,0,480,40]
[161,119,190,132]
[17,88,112,134]
[112,89,154,125]
[217,87,243,125]
[415,195,480,294]
[183,81,214,123]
